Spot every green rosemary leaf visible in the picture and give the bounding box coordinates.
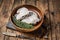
[12,16,33,29]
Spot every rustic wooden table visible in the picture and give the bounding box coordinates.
[0,0,60,40]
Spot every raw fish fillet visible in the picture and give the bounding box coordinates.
[16,7,29,20]
[21,11,40,24]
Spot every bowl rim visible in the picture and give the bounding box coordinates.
[11,5,44,32]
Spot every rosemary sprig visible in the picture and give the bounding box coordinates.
[12,16,33,29]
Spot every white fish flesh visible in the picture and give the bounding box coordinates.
[21,11,40,24]
[16,7,29,20]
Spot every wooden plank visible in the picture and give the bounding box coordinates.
[15,31,23,40]
[0,0,3,7]
[45,0,56,40]
[0,0,14,40]
[47,0,60,40]
[51,0,60,40]
[12,0,25,10]
[6,29,18,40]
[0,25,7,40]
[12,0,22,10]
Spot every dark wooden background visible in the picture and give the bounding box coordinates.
[0,0,60,40]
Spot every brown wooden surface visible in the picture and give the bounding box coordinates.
[0,0,60,40]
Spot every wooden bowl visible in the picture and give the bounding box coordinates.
[11,5,44,32]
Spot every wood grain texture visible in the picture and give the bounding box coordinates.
[0,0,60,40]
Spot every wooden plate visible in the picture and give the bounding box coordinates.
[11,5,44,32]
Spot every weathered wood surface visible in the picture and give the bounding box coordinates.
[0,0,60,40]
